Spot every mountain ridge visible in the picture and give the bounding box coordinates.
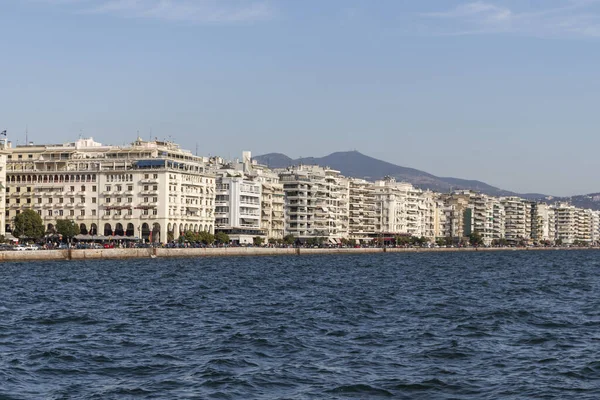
[254,150,547,200]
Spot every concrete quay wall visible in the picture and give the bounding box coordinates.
[0,245,590,262]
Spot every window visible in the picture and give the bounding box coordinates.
[106,186,111,192]
[37,210,41,216]
[59,210,63,216]
[26,198,31,204]
[92,186,97,192]
[69,210,74,216]
[144,174,149,179]
[37,198,42,204]
[80,197,85,203]
[70,186,75,192]
[5,199,8,204]
[91,209,96,216]
[128,185,133,191]
[70,198,74,204]
[153,197,157,203]
[116,185,122,191]
[153,185,158,190]
[80,210,85,216]
[127,197,132,203]
[47,198,52,204]
[153,174,158,179]
[144,197,148,203]
[143,209,149,215]
[106,198,111,203]
[92,197,96,204]
[81,185,85,191]
[4,211,7,217]
[152,208,157,215]
[59,198,63,203]
[47,210,52,216]
[16,187,20,193]
[117,198,121,203]
[106,210,111,216]
[144,185,149,191]
[27,187,31,192]
[127,209,132,215]
[5,188,8,193]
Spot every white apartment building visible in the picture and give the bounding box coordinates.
[0,140,7,236]
[278,165,349,242]
[348,178,377,241]
[501,197,530,244]
[209,151,285,241]
[576,208,593,244]
[530,202,555,243]
[373,178,437,240]
[5,137,215,243]
[553,202,577,245]
[469,193,496,246]
[214,171,262,244]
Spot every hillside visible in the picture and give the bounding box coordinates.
[254,150,547,200]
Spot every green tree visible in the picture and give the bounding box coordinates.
[199,231,216,245]
[214,231,229,244]
[13,210,45,240]
[469,231,484,247]
[184,230,199,243]
[283,234,296,245]
[253,236,264,246]
[55,219,80,242]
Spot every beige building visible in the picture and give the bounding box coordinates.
[348,178,377,241]
[5,137,215,243]
[278,165,349,242]
[373,178,437,240]
[500,197,530,244]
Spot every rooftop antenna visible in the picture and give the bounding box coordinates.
[25,125,28,145]
[195,142,198,156]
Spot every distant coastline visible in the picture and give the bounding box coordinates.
[0,246,596,262]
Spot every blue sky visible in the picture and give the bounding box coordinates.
[2,0,600,196]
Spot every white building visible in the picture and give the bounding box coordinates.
[553,202,577,245]
[348,178,377,242]
[278,165,349,243]
[501,197,530,245]
[5,137,216,243]
[214,170,262,244]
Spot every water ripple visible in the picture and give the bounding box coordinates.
[1,250,600,398]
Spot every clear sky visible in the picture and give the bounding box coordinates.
[2,0,600,196]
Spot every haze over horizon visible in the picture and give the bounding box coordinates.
[2,0,600,197]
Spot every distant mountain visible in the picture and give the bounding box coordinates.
[254,150,547,200]
[558,193,600,210]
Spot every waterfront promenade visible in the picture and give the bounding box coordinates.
[0,245,593,262]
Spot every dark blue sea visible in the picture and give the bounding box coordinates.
[1,250,599,399]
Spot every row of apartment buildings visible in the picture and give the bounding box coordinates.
[0,136,597,245]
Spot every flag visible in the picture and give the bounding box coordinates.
[0,130,6,136]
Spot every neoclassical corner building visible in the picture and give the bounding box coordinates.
[4,137,216,242]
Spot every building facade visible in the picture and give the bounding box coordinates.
[5,137,215,243]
